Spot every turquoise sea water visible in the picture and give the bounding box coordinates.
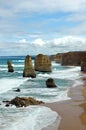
[0,56,81,130]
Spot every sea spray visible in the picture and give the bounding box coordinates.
[0,106,61,130]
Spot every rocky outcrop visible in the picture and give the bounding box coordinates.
[23,55,36,78]
[35,54,52,72]
[50,53,63,63]
[81,62,86,72]
[55,53,63,63]
[46,78,57,88]
[7,60,14,72]
[6,97,44,107]
[62,51,86,66]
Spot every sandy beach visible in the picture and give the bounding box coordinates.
[43,77,86,130]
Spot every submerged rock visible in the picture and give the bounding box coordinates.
[35,54,52,72]
[8,97,44,107]
[23,55,36,78]
[7,60,14,72]
[46,78,57,88]
[13,88,21,92]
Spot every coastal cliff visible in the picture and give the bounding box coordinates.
[61,51,86,66]
[50,51,86,67]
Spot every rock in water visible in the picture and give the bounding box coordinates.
[23,55,36,78]
[35,54,52,72]
[46,78,57,88]
[7,60,14,72]
[9,97,44,107]
[81,62,86,72]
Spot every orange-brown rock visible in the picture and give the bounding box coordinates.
[23,55,36,78]
[62,51,86,66]
[34,54,52,72]
[81,62,86,72]
[50,53,63,63]
[7,60,14,72]
[8,97,44,107]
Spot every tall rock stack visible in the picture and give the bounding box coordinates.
[7,60,14,72]
[23,55,36,78]
[81,62,86,72]
[34,54,52,72]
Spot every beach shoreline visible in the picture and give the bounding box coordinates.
[43,77,86,130]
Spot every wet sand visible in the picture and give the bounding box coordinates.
[43,78,86,130]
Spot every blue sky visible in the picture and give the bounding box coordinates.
[0,0,86,56]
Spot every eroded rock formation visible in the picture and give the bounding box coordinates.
[6,97,44,107]
[50,53,63,63]
[23,55,36,78]
[46,78,57,88]
[35,54,52,72]
[7,60,14,72]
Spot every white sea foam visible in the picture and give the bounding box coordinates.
[37,66,80,80]
[0,68,7,71]
[13,60,24,63]
[0,106,61,130]
[12,64,24,67]
[22,87,71,103]
[0,78,27,94]
[0,65,7,67]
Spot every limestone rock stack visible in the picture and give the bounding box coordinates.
[7,60,14,72]
[34,54,52,72]
[23,55,36,78]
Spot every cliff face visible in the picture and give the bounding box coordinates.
[34,54,52,72]
[23,55,36,78]
[50,53,63,63]
[7,60,14,72]
[61,51,86,66]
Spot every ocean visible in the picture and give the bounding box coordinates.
[0,56,82,130]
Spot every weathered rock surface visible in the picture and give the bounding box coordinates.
[23,55,36,78]
[46,78,57,88]
[81,62,86,72]
[35,54,52,72]
[7,60,14,72]
[6,97,44,107]
[62,51,86,66]
[50,53,63,63]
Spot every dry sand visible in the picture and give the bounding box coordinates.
[43,77,86,130]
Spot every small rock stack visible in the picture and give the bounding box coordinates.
[23,55,36,78]
[46,78,57,88]
[34,54,52,72]
[7,60,14,72]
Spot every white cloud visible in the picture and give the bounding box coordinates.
[53,36,85,46]
[0,36,86,55]
[18,39,27,43]
[32,38,45,46]
[0,0,86,17]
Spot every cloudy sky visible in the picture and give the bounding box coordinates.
[0,0,86,56]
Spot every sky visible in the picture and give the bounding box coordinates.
[0,0,86,56]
